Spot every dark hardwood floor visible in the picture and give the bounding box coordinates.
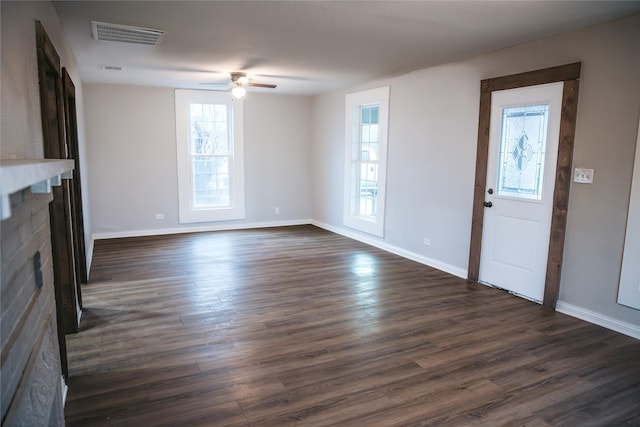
[65,225,640,426]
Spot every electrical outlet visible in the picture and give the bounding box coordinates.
[423,238,431,246]
[274,207,280,215]
[155,213,164,220]
[574,168,594,184]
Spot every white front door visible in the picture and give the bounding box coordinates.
[479,82,564,302]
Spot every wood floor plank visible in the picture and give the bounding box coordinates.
[65,225,640,426]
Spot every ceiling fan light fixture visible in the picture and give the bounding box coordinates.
[231,85,246,100]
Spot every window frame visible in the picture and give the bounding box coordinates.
[343,86,390,237]
[175,89,245,223]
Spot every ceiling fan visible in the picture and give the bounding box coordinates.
[230,72,276,89]
[201,72,277,99]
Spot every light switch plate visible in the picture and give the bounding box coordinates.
[574,168,594,184]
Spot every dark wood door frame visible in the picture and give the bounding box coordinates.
[467,63,581,310]
[62,68,88,290]
[36,20,81,378]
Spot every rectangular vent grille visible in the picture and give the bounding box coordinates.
[91,21,164,46]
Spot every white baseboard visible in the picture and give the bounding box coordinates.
[91,219,312,241]
[556,301,640,340]
[310,220,467,279]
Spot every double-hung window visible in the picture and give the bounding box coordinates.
[175,89,245,223]
[344,86,390,237]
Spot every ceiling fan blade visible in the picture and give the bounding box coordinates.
[246,83,277,89]
[198,83,231,90]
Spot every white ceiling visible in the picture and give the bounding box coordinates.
[53,1,640,95]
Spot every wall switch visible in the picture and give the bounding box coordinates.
[155,213,164,220]
[274,207,280,214]
[574,168,594,184]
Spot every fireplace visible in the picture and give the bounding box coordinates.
[1,159,73,425]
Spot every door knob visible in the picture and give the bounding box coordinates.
[483,201,493,208]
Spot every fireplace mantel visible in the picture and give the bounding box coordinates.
[0,158,74,220]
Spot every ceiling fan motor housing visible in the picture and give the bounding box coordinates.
[231,72,249,85]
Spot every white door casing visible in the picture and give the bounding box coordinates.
[479,82,564,302]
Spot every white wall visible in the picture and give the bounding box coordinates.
[244,93,312,222]
[84,85,312,235]
[311,14,640,328]
[0,0,91,273]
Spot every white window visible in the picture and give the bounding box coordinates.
[344,86,390,237]
[175,89,245,223]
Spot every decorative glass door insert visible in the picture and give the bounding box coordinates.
[497,104,550,200]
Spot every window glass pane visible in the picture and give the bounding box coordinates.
[356,105,380,218]
[361,105,379,124]
[190,104,206,155]
[359,162,378,217]
[365,142,379,161]
[361,142,370,160]
[360,104,379,147]
[192,156,230,208]
[361,123,380,144]
[190,103,228,156]
[497,104,549,200]
[214,104,227,121]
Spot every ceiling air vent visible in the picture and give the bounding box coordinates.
[91,21,164,46]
